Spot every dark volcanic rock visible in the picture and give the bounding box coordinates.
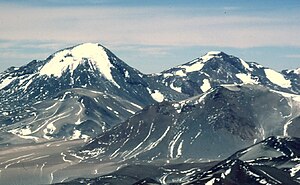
[152,51,299,96]
[186,136,300,185]
[78,85,300,161]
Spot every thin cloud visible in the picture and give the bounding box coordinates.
[286,54,300,59]
[137,47,170,56]
[0,4,299,49]
[0,51,49,60]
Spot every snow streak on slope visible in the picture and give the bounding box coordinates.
[173,51,222,75]
[0,77,17,90]
[264,68,291,88]
[240,58,252,71]
[236,73,258,84]
[201,51,221,62]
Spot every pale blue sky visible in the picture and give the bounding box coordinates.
[0,0,299,73]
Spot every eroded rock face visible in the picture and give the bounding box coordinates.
[78,85,299,161]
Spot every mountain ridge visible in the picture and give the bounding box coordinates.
[152,50,299,96]
[0,43,299,144]
[0,42,299,185]
[0,43,185,143]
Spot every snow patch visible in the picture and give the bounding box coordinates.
[174,70,186,77]
[81,134,90,142]
[19,74,35,90]
[124,70,130,78]
[264,69,291,88]
[286,68,300,75]
[130,102,143,109]
[9,127,39,141]
[71,130,81,140]
[169,51,222,77]
[9,127,32,135]
[74,119,82,125]
[290,163,300,177]
[0,77,16,90]
[205,178,216,185]
[200,79,211,92]
[224,168,231,176]
[236,73,258,84]
[170,83,182,93]
[148,88,164,102]
[294,68,300,74]
[163,73,173,78]
[259,179,268,184]
[125,108,135,114]
[202,51,221,62]
[179,62,204,73]
[239,59,252,71]
[173,102,184,113]
[46,123,56,135]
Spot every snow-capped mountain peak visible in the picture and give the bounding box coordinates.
[201,51,222,62]
[205,51,222,55]
[39,43,119,87]
[152,50,300,96]
[162,51,226,77]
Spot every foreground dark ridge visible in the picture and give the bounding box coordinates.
[52,136,300,185]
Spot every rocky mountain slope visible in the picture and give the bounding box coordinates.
[0,43,184,143]
[78,84,300,162]
[152,51,300,96]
